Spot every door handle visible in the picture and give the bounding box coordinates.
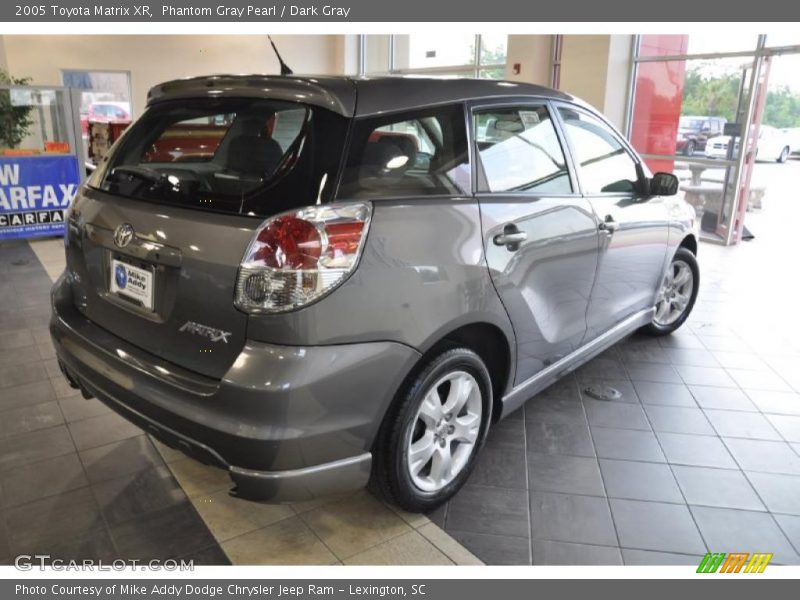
[493,225,527,250]
[598,216,618,234]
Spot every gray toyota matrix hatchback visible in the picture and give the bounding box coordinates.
[51,76,699,511]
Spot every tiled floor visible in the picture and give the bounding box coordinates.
[3,161,800,566]
[1,239,480,567]
[429,161,800,565]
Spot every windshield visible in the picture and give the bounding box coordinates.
[679,117,706,130]
[90,98,348,216]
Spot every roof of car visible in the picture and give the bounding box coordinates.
[146,74,579,117]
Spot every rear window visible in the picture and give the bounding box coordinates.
[90,98,348,216]
[337,104,470,199]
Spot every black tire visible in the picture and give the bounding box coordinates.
[370,347,492,512]
[685,140,696,157]
[641,247,700,337]
[778,146,790,164]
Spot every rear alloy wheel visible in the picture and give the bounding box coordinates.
[371,348,492,512]
[642,247,699,336]
[778,146,790,164]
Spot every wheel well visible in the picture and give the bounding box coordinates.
[679,234,698,256]
[427,323,511,421]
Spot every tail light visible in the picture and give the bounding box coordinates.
[234,203,372,313]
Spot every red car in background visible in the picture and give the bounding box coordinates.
[81,101,132,134]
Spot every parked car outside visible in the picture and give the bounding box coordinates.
[51,76,699,511]
[676,115,726,156]
[705,124,793,162]
[80,101,132,134]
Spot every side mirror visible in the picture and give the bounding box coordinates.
[649,172,679,196]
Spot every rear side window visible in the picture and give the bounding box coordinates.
[557,106,640,194]
[473,105,572,194]
[91,98,347,216]
[337,104,470,199]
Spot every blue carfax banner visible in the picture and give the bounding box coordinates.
[0,155,80,240]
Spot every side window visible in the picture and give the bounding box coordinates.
[337,104,470,199]
[557,106,640,194]
[473,105,572,194]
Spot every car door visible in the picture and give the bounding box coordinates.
[472,101,600,385]
[554,103,669,342]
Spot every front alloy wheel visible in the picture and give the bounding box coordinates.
[642,247,699,336]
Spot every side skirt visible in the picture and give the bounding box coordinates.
[499,308,655,418]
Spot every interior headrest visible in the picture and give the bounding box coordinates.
[227,136,284,176]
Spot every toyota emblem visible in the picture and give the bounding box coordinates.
[113,223,135,248]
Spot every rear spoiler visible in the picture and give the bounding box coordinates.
[146,75,357,117]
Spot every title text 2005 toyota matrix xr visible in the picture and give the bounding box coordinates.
[50,76,699,511]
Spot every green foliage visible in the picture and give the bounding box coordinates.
[0,69,35,149]
[681,66,800,128]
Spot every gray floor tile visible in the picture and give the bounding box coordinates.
[690,386,757,411]
[633,382,696,407]
[445,484,529,538]
[448,530,529,565]
[656,432,738,469]
[599,459,683,503]
[622,549,704,565]
[644,404,714,435]
[745,472,800,515]
[530,491,617,546]
[609,499,706,554]
[0,345,41,369]
[583,399,650,431]
[469,442,527,490]
[68,413,143,451]
[727,369,792,393]
[591,427,666,462]
[675,365,737,387]
[524,397,585,425]
[576,358,628,382]
[664,348,720,368]
[0,380,55,413]
[624,362,682,384]
[0,401,64,439]
[0,329,34,351]
[746,390,800,416]
[0,363,48,390]
[0,425,75,472]
[525,421,595,457]
[537,376,581,401]
[690,506,800,563]
[528,452,605,497]
[79,436,165,484]
[0,452,88,508]
[766,414,800,443]
[773,514,800,553]
[658,332,705,350]
[711,351,767,371]
[4,487,103,552]
[672,465,765,511]
[722,438,800,475]
[58,396,112,423]
[533,540,622,565]
[93,465,187,526]
[110,501,216,561]
[705,409,782,441]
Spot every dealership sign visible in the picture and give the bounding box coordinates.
[0,155,80,239]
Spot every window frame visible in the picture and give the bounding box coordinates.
[551,100,647,198]
[335,102,473,202]
[468,98,581,199]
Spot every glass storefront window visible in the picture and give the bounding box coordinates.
[395,34,476,70]
[765,33,800,48]
[479,34,507,67]
[364,35,391,74]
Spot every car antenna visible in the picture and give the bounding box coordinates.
[267,35,294,76]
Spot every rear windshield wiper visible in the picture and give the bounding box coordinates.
[109,165,167,187]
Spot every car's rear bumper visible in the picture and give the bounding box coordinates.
[50,272,420,502]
